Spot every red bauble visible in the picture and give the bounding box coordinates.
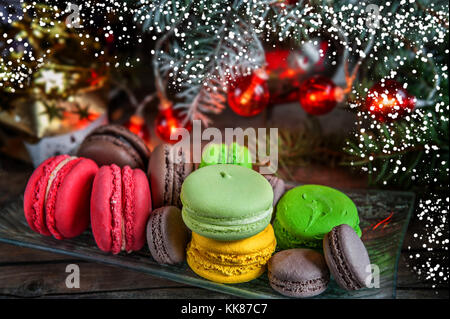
[227,71,270,117]
[265,39,334,105]
[273,0,300,6]
[298,75,338,115]
[155,107,192,144]
[124,114,151,146]
[365,80,416,122]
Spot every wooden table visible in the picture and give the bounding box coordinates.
[0,154,448,299]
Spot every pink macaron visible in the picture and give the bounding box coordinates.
[23,155,99,239]
[90,164,152,254]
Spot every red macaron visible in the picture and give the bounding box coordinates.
[23,155,99,239]
[90,164,152,254]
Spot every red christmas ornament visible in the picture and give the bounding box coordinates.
[298,75,339,115]
[365,80,416,122]
[155,107,192,144]
[227,70,270,117]
[273,0,300,6]
[124,114,151,146]
[265,37,338,105]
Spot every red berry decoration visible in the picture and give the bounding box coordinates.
[155,107,192,144]
[298,75,339,115]
[365,80,416,122]
[227,70,270,117]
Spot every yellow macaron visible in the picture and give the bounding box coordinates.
[186,224,277,284]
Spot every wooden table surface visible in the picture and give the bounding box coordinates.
[0,105,448,299]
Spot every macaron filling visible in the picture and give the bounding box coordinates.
[182,205,272,240]
[121,166,136,253]
[109,165,124,254]
[108,165,141,254]
[44,156,80,240]
[29,155,69,235]
[268,271,329,294]
[327,228,363,290]
[162,145,187,207]
[44,157,77,201]
[149,210,173,263]
[173,162,186,207]
[163,148,174,206]
[182,205,273,226]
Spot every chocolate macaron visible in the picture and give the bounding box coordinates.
[148,143,193,209]
[77,124,150,170]
[323,224,371,291]
[264,175,285,222]
[264,175,285,207]
[146,206,190,265]
[268,249,330,298]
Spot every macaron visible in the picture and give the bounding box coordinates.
[180,164,273,241]
[199,142,252,169]
[273,184,361,250]
[268,248,330,298]
[186,224,276,284]
[23,155,98,239]
[146,206,190,265]
[323,224,371,290]
[77,124,151,170]
[147,143,194,209]
[90,164,152,254]
[264,175,285,207]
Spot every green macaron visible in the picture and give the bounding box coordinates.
[273,185,361,250]
[199,142,252,169]
[180,164,273,241]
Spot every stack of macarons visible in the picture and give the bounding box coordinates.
[23,130,373,298]
[180,163,277,283]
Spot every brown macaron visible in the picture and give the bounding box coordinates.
[146,206,190,265]
[264,175,285,206]
[323,224,371,291]
[268,249,330,298]
[77,124,150,170]
[264,175,285,222]
[147,143,194,209]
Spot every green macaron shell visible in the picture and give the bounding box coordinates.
[182,206,272,241]
[180,164,273,240]
[199,143,228,168]
[273,185,361,249]
[228,142,252,169]
[272,218,316,250]
[199,143,252,169]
